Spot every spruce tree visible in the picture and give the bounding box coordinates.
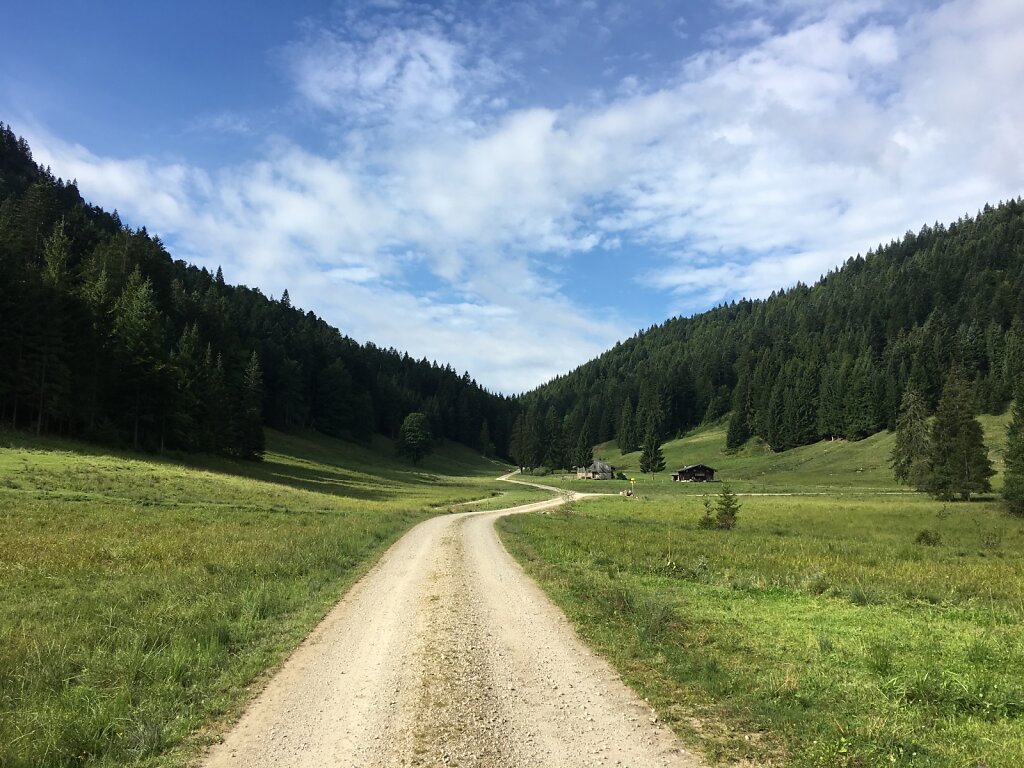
[236,351,265,461]
[890,387,930,489]
[617,398,638,453]
[1003,393,1024,515]
[509,414,527,470]
[572,427,593,470]
[639,429,666,476]
[926,372,994,501]
[479,419,494,457]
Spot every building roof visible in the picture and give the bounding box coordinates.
[589,460,614,472]
[677,464,716,472]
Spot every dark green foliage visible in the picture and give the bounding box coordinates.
[478,419,495,456]
[891,387,930,489]
[698,484,741,530]
[396,411,432,464]
[926,372,994,501]
[572,423,594,469]
[914,529,942,546]
[521,199,1024,457]
[544,406,569,470]
[0,126,513,458]
[236,352,265,461]
[638,428,665,475]
[617,397,638,453]
[1003,395,1024,515]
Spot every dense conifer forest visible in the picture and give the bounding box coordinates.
[518,198,1024,461]
[4,123,1023,467]
[0,124,515,458]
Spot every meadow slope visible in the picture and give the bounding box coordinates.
[500,416,1024,767]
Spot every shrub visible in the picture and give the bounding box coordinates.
[914,529,942,546]
[699,484,741,530]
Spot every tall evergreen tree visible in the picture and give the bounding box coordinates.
[638,428,666,476]
[478,419,495,457]
[890,387,931,489]
[1003,392,1024,515]
[509,414,527,470]
[111,267,163,448]
[617,397,638,453]
[544,406,568,469]
[572,421,593,469]
[926,372,994,501]
[236,351,265,461]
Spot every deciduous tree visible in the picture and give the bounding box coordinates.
[396,411,432,465]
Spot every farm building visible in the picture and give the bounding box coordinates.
[577,460,614,480]
[672,464,716,482]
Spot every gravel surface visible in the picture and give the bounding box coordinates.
[200,474,703,768]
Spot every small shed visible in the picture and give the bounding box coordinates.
[672,464,716,482]
[577,460,614,480]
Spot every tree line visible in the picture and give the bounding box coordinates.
[521,199,1024,465]
[0,124,516,459]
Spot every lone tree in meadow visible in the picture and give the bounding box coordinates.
[891,387,931,489]
[639,428,666,476]
[700,483,741,530]
[1003,391,1024,516]
[926,372,994,501]
[396,411,433,465]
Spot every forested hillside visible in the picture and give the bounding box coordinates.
[0,124,514,457]
[519,198,1024,458]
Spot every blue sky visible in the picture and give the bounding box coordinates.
[4,0,1024,393]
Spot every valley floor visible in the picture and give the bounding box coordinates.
[202,474,699,767]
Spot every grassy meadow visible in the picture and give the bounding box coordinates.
[500,416,1024,767]
[0,429,511,768]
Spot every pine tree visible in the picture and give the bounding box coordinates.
[572,423,593,469]
[111,267,163,449]
[1003,393,1024,516]
[890,387,930,489]
[314,359,353,437]
[639,428,666,476]
[544,406,568,469]
[478,419,495,457]
[710,484,741,529]
[926,372,994,501]
[617,398,638,453]
[236,351,265,461]
[509,414,527,470]
[726,368,752,449]
[396,411,432,464]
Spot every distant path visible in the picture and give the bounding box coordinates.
[201,471,700,767]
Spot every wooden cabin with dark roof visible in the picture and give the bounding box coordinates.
[672,464,716,482]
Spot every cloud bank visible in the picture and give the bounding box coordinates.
[25,0,1024,392]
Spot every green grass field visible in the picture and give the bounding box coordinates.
[0,429,510,768]
[500,416,1024,767]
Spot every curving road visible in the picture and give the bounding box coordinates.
[201,472,703,768]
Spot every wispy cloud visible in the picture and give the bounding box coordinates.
[24,0,1024,391]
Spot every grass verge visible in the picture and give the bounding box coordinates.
[499,492,1024,767]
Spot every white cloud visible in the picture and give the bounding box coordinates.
[24,0,1024,390]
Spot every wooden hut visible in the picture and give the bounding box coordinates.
[577,460,614,480]
[671,464,716,482]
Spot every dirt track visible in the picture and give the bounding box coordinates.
[201,473,702,767]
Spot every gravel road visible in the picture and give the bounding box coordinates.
[201,474,703,768]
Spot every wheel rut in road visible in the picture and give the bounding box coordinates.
[201,476,703,768]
